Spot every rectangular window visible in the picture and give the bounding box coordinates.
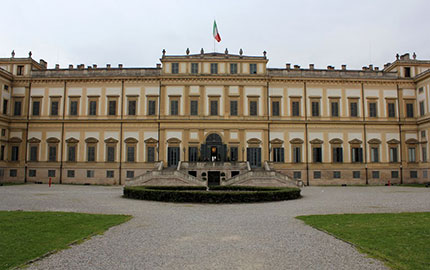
[148,100,156,115]
[272,101,280,116]
[404,67,411,77]
[292,101,300,117]
[10,169,17,177]
[350,101,358,117]
[188,147,198,162]
[372,171,380,179]
[32,101,40,116]
[333,171,341,179]
[108,100,116,116]
[127,146,135,162]
[406,103,414,118]
[370,147,379,162]
[70,100,78,116]
[391,171,399,178]
[0,145,5,160]
[230,147,238,161]
[87,146,96,162]
[422,146,427,162]
[351,147,363,163]
[86,170,94,178]
[273,147,285,163]
[331,101,339,117]
[410,171,417,178]
[190,100,198,116]
[312,147,322,163]
[389,147,398,163]
[210,63,218,74]
[11,146,19,161]
[250,63,257,74]
[230,100,238,116]
[311,101,320,117]
[332,147,343,163]
[424,170,428,178]
[369,102,377,117]
[17,65,24,75]
[171,63,179,74]
[30,146,38,162]
[29,170,36,177]
[170,100,179,115]
[293,171,301,179]
[67,170,75,178]
[422,130,426,139]
[126,171,135,178]
[230,63,238,74]
[88,100,97,116]
[313,171,321,179]
[1,129,5,136]
[388,103,396,118]
[4,85,8,90]
[353,171,361,179]
[419,87,424,93]
[51,100,59,116]
[408,147,416,162]
[68,146,76,162]
[191,63,198,74]
[48,146,57,162]
[107,146,115,162]
[293,147,301,163]
[14,101,21,116]
[106,170,114,178]
[128,100,136,115]
[48,170,56,177]
[210,100,218,116]
[420,101,425,116]
[147,146,155,162]
[3,100,8,114]
[250,101,258,116]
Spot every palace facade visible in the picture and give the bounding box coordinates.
[0,49,429,186]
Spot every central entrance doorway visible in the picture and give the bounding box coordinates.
[201,133,227,162]
[208,171,221,186]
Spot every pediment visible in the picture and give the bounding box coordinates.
[65,137,79,144]
[124,137,138,144]
[9,137,22,143]
[289,138,304,144]
[46,137,60,143]
[167,137,181,144]
[270,138,284,144]
[387,139,400,144]
[104,137,118,144]
[329,138,343,144]
[247,138,262,145]
[348,138,362,144]
[85,137,99,143]
[28,137,41,143]
[144,137,159,144]
[405,138,419,144]
[310,138,323,144]
[368,138,381,144]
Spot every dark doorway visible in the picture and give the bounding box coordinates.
[201,133,227,162]
[247,147,261,168]
[168,147,180,167]
[208,171,220,186]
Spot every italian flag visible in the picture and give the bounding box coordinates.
[213,20,221,42]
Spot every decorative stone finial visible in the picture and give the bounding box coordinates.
[263,51,267,57]
[413,52,416,59]
[186,48,190,55]
[200,48,204,54]
[28,51,32,58]
[396,53,399,60]
[11,50,15,58]
[239,48,243,56]
[162,49,166,57]
[225,48,228,55]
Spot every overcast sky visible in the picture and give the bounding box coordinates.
[2,0,429,70]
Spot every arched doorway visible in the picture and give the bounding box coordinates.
[200,133,227,162]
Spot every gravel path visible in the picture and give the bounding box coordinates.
[1,184,429,270]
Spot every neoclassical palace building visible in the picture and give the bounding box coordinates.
[0,49,429,186]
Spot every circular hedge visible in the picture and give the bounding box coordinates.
[123,185,301,203]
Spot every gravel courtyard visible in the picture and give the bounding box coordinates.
[1,184,429,270]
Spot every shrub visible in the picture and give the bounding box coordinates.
[123,185,301,203]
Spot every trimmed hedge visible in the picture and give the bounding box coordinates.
[123,185,301,203]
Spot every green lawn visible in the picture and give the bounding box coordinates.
[0,211,131,270]
[297,212,430,270]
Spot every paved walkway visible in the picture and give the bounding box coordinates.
[1,184,429,269]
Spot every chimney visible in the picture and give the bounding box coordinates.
[341,64,347,70]
[87,66,92,70]
[286,63,291,70]
[69,64,73,70]
[118,64,123,69]
[309,64,314,70]
[156,63,161,68]
[93,64,97,69]
[374,67,379,71]
[362,66,368,71]
[327,65,334,70]
[55,64,60,70]
[39,59,48,69]
[369,64,373,70]
[78,64,84,70]
[400,53,410,60]
[106,64,111,69]
[294,65,300,69]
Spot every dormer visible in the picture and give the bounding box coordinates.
[383,52,430,78]
[160,48,268,76]
[0,51,47,77]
